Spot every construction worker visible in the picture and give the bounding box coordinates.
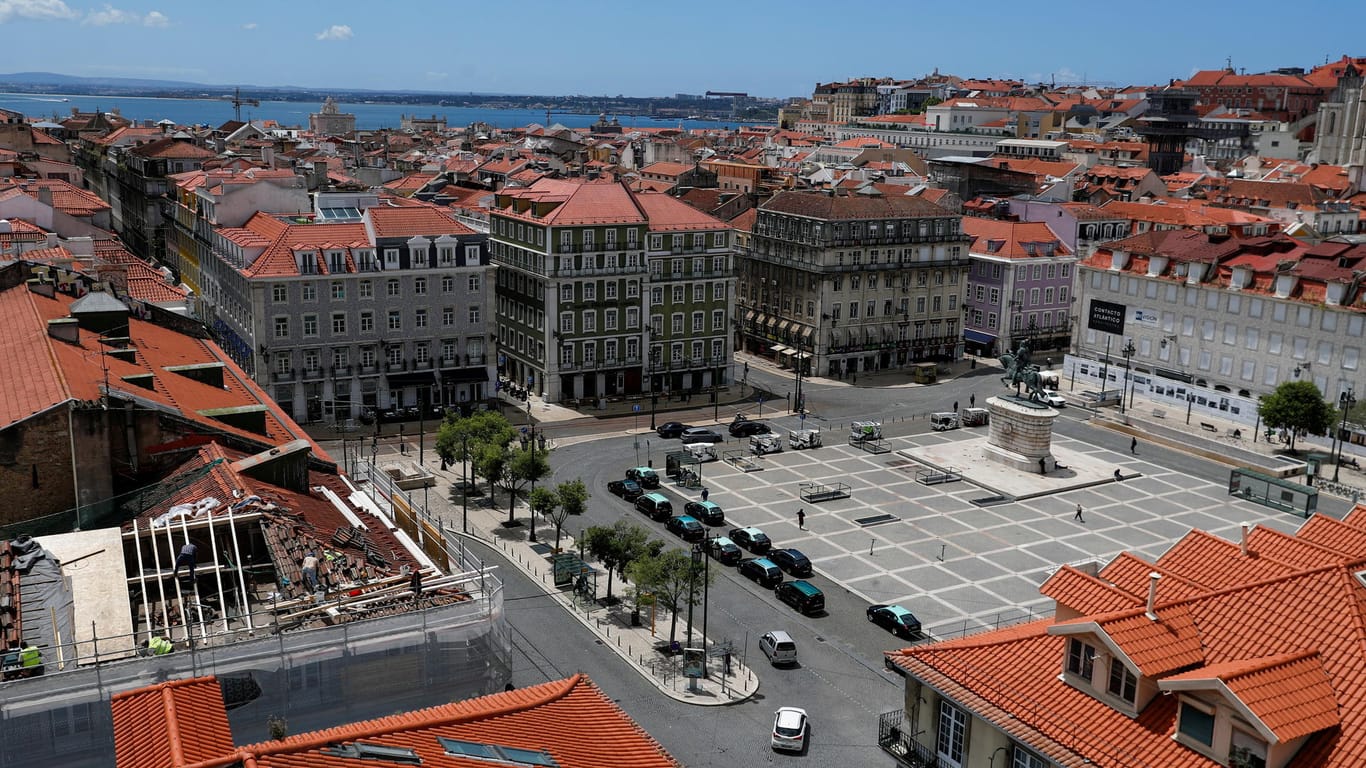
[18,639,42,676]
[147,636,174,656]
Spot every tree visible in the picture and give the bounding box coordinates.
[627,548,712,645]
[436,411,515,486]
[1258,380,1334,453]
[496,445,551,521]
[546,478,588,552]
[474,442,508,502]
[527,486,558,542]
[582,520,652,601]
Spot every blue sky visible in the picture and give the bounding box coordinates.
[1,0,1362,97]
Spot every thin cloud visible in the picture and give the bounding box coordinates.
[82,5,169,26]
[425,71,448,81]
[242,21,256,30]
[0,0,79,23]
[315,24,352,41]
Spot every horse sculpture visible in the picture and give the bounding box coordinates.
[998,343,1049,403]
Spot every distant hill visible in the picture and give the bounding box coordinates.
[0,71,501,97]
[0,71,212,89]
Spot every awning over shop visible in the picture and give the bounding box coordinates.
[440,367,490,384]
[963,329,997,345]
[386,370,440,387]
[770,344,792,354]
[794,351,813,360]
[744,310,757,324]
[766,316,780,331]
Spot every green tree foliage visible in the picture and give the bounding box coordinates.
[627,548,712,644]
[582,520,653,600]
[528,486,558,541]
[547,479,589,552]
[436,411,515,482]
[497,446,551,521]
[1258,380,1333,452]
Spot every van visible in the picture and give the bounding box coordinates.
[759,630,798,666]
[775,580,825,615]
[635,492,673,521]
[930,412,960,431]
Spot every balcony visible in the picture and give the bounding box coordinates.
[359,364,380,376]
[413,359,434,371]
[877,710,945,767]
[386,361,407,373]
[271,368,296,383]
[332,364,352,377]
[301,366,325,381]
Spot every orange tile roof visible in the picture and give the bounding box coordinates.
[0,283,70,425]
[1161,651,1340,742]
[112,674,681,768]
[1040,564,1142,615]
[1052,603,1204,677]
[112,676,235,768]
[962,217,1070,259]
[630,190,728,233]
[495,178,646,226]
[365,204,474,239]
[639,161,693,177]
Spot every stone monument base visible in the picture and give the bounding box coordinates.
[984,396,1059,473]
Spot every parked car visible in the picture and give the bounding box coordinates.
[759,630,798,666]
[707,536,742,565]
[729,419,771,437]
[680,428,724,444]
[635,493,673,521]
[771,707,809,753]
[728,526,772,555]
[666,515,706,542]
[738,557,784,588]
[1041,390,1067,408]
[607,478,643,502]
[684,500,725,525]
[656,421,691,439]
[625,466,661,489]
[768,548,812,577]
[867,603,922,638]
[775,580,825,615]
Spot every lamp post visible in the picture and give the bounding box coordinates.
[649,347,660,430]
[1334,386,1356,482]
[792,334,803,415]
[1099,335,1112,398]
[526,395,537,543]
[712,354,723,422]
[1120,338,1136,415]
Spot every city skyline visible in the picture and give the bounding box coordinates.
[0,0,1362,98]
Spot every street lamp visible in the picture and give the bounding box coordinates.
[649,347,661,430]
[1334,386,1356,482]
[1099,335,1112,399]
[1120,338,1136,415]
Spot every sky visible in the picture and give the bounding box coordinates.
[1,0,1364,98]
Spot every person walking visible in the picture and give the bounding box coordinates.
[1074,503,1085,522]
[701,487,709,502]
[969,393,975,408]
[796,509,806,530]
[953,400,959,413]
[1130,436,1138,454]
[172,541,198,581]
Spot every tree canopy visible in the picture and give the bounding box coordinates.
[627,547,712,644]
[435,411,515,466]
[545,479,588,552]
[583,520,654,600]
[1258,380,1334,452]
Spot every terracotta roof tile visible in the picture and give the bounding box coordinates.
[365,204,474,239]
[962,218,1070,259]
[111,676,235,768]
[1162,651,1340,742]
[1040,564,1143,615]
[0,284,70,425]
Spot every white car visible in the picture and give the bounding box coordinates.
[771,707,809,752]
[1042,390,1067,408]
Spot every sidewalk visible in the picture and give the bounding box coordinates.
[735,349,997,391]
[383,445,760,706]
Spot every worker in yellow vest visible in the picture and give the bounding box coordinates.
[18,639,42,676]
[147,636,174,656]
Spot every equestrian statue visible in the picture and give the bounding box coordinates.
[998,341,1049,402]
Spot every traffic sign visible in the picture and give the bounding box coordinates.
[633,404,641,412]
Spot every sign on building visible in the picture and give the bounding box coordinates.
[1087,299,1126,335]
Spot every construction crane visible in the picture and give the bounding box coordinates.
[229,87,259,122]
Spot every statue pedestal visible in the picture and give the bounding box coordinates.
[983,396,1060,473]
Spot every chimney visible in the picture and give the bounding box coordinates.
[1145,572,1161,621]
[1240,523,1250,556]
[47,317,80,343]
[37,186,53,209]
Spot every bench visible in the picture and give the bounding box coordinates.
[1152,408,1166,419]
[1200,422,1218,433]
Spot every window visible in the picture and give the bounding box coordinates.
[561,284,574,302]
[583,312,596,332]
[303,349,319,373]
[672,285,684,303]
[692,312,704,332]
[274,316,289,338]
[713,309,725,330]
[387,310,402,331]
[1107,660,1137,703]
[468,274,481,292]
[626,307,640,328]
[387,345,403,366]
[360,280,373,299]
[560,313,574,333]
[332,348,348,368]
[693,284,705,302]
[414,309,427,329]
[414,277,427,296]
[605,309,618,330]
[275,355,290,375]
[331,281,345,301]
[383,248,398,267]
[1011,747,1046,768]
[331,313,347,335]
[651,286,664,305]
[605,281,618,299]
[303,314,318,337]
[443,307,455,326]
[387,279,400,297]
[1177,699,1215,746]
[302,282,316,302]
[360,311,374,333]
[584,282,596,301]
[936,702,967,768]
[272,284,287,303]
[672,313,684,334]
[360,347,376,367]
[1066,638,1095,681]
[627,280,639,298]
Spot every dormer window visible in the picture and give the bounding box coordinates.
[1107,660,1137,703]
[1176,697,1215,749]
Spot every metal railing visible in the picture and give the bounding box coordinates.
[877,710,947,767]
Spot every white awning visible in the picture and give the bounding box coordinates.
[770,344,792,354]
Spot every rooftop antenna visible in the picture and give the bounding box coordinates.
[1225,55,1234,72]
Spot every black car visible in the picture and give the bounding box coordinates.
[769,548,813,577]
[729,419,771,437]
[707,536,743,565]
[738,557,784,588]
[680,428,724,444]
[728,526,772,555]
[867,604,922,638]
[656,421,692,439]
[607,479,643,502]
[684,500,725,525]
[665,515,706,542]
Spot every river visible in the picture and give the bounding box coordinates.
[0,92,748,132]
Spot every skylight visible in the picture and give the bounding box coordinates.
[324,742,422,764]
[436,738,558,767]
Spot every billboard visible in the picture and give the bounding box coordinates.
[1130,308,1160,328]
[1088,299,1126,335]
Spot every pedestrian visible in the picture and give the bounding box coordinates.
[18,638,42,676]
[410,569,424,604]
[1130,436,1138,454]
[1039,457,1047,474]
[852,372,858,385]
[172,541,198,581]
[797,509,806,529]
[1114,468,1123,482]
[953,400,959,413]
[301,551,320,593]
[1074,503,1085,522]
[701,487,709,502]
[969,393,975,408]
